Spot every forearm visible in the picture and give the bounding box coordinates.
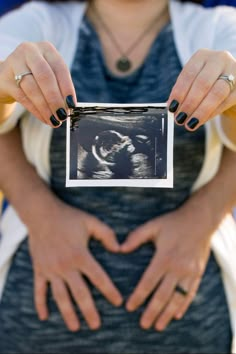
[183,147,236,234]
[0,125,60,228]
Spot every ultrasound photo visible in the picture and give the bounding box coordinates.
[66,103,174,187]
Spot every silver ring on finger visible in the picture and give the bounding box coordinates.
[175,284,188,296]
[217,74,236,92]
[15,71,33,87]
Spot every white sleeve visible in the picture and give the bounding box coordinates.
[212,6,236,151]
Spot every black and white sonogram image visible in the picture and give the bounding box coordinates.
[67,104,173,187]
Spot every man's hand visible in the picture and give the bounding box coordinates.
[28,201,123,332]
[121,203,214,331]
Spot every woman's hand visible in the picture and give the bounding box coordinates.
[28,201,123,332]
[0,41,76,127]
[168,49,236,131]
[120,203,214,331]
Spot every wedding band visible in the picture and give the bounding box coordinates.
[15,71,33,87]
[217,74,236,92]
[175,285,188,296]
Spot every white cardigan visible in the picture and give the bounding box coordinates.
[0,1,236,351]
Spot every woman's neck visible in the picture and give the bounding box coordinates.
[87,0,169,76]
[89,0,169,34]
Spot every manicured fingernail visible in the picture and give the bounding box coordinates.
[66,95,76,108]
[187,117,199,130]
[50,115,61,127]
[169,99,179,113]
[176,112,188,124]
[56,108,67,121]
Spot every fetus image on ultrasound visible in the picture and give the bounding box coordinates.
[69,106,168,180]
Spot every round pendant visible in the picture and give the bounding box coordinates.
[116,57,132,72]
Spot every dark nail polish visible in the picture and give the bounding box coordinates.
[169,99,179,113]
[66,95,76,108]
[56,108,67,121]
[187,117,199,130]
[50,115,61,127]
[176,112,188,124]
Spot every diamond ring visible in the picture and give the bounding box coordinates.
[14,71,33,87]
[217,74,236,92]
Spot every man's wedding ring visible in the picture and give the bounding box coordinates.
[15,71,33,87]
[175,284,188,296]
[217,74,236,92]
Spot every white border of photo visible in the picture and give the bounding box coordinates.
[66,102,174,188]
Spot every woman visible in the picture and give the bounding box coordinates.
[0,0,236,353]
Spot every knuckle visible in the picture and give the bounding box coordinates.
[17,41,34,54]
[49,257,69,274]
[188,262,202,277]
[183,261,196,273]
[219,50,233,61]
[39,40,56,52]
[194,48,210,58]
